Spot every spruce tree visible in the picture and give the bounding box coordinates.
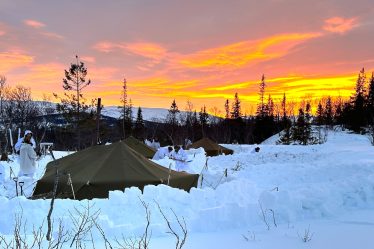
[224,99,230,119]
[199,105,209,126]
[292,108,306,144]
[134,106,145,139]
[256,74,266,118]
[290,104,314,145]
[120,77,128,138]
[254,75,277,142]
[324,96,333,127]
[231,92,242,119]
[0,75,6,120]
[123,99,133,138]
[350,68,367,131]
[316,101,324,126]
[278,93,292,145]
[167,99,180,126]
[266,94,274,118]
[304,102,312,144]
[367,72,374,124]
[199,105,209,137]
[334,96,344,126]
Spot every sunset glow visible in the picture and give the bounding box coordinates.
[0,0,373,114]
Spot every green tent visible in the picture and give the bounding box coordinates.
[124,136,156,158]
[32,142,199,200]
[187,137,234,157]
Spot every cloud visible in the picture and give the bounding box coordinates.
[124,42,168,61]
[80,56,96,63]
[93,41,167,61]
[0,52,34,73]
[92,41,116,53]
[41,32,64,39]
[323,17,358,34]
[0,22,8,36]
[179,33,322,70]
[24,19,46,29]
[205,76,302,91]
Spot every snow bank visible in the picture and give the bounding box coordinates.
[1,130,374,244]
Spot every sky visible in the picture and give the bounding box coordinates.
[0,0,373,114]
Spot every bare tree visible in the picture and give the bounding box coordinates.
[69,203,100,248]
[155,202,188,249]
[3,85,39,130]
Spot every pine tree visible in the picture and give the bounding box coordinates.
[367,72,374,124]
[281,93,290,126]
[266,94,274,118]
[120,77,128,138]
[199,105,209,126]
[134,106,145,139]
[278,92,292,145]
[355,68,366,97]
[350,68,367,131]
[0,75,6,120]
[316,101,324,126]
[167,99,180,126]
[254,75,277,143]
[290,103,314,145]
[334,98,343,125]
[231,92,241,119]
[123,99,133,138]
[292,108,306,144]
[54,55,91,149]
[224,99,230,119]
[256,74,266,118]
[304,102,312,144]
[324,96,333,127]
[199,105,209,137]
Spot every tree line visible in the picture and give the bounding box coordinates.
[1,57,373,152]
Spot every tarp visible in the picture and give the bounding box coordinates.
[187,137,234,156]
[124,136,156,158]
[32,142,199,200]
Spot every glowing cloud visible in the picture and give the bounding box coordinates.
[180,33,322,69]
[323,17,358,34]
[93,41,167,61]
[92,41,115,53]
[81,56,96,63]
[0,52,34,73]
[24,19,46,29]
[124,42,167,60]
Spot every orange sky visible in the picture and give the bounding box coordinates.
[0,0,373,114]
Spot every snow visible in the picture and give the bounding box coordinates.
[101,106,171,121]
[101,105,215,123]
[1,130,374,248]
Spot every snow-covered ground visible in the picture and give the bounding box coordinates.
[1,130,374,248]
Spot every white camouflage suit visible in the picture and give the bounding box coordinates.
[19,142,37,177]
[172,148,188,172]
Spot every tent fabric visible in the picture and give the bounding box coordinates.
[124,136,156,158]
[32,142,199,200]
[187,137,234,157]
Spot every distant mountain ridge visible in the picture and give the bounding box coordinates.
[34,101,196,122]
